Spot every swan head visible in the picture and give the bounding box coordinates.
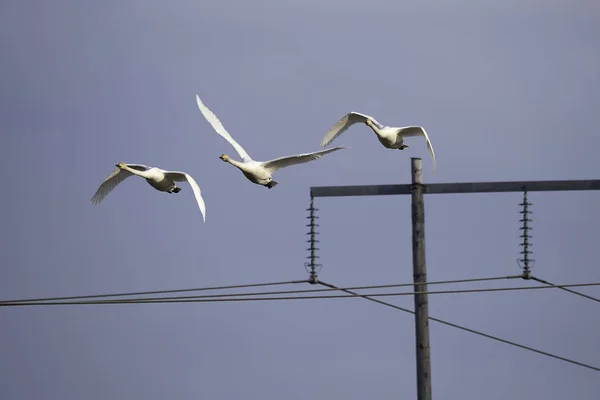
[115,162,125,168]
[219,154,230,162]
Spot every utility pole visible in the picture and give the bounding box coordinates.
[411,158,432,400]
[309,162,600,397]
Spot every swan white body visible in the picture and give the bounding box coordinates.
[196,94,346,188]
[91,163,206,222]
[321,111,436,172]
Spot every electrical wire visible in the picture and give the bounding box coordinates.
[531,276,600,304]
[3,277,599,372]
[2,282,600,306]
[0,279,308,304]
[0,275,521,305]
[317,281,600,373]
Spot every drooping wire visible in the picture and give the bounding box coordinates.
[317,280,600,373]
[531,276,600,304]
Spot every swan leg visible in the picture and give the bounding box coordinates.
[266,181,278,189]
[172,187,182,193]
[398,144,409,150]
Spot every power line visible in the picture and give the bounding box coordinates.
[0,275,522,304]
[2,281,600,306]
[112,281,600,302]
[317,280,600,373]
[0,279,308,304]
[531,276,600,304]
[0,275,521,305]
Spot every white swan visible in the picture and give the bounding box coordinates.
[195,94,346,188]
[321,111,436,172]
[91,163,206,222]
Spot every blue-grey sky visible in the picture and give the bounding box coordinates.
[1,0,599,398]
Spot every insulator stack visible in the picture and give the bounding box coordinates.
[304,196,322,284]
[517,189,535,278]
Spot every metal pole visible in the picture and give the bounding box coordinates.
[411,158,432,400]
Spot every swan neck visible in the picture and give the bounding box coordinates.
[367,122,382,136]
[227,158,243,168]
[121,165,147,177]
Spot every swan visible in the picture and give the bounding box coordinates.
[91,163,206,222]
[195,94,346,188]
[320,111,436,172]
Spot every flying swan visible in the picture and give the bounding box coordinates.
[320,111,436,172]
[195,94,346,188]
[91,163,206,222]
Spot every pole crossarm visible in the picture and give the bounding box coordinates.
[310,179,600,198]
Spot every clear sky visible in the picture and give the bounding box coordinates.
[1,0,599,399]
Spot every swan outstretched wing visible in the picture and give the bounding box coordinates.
[320,111,383,147]
[91,164,150,204]
[398,126,436,173]
[195,94,252,162]
[165,171,207,223]
[262,146,346,173]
